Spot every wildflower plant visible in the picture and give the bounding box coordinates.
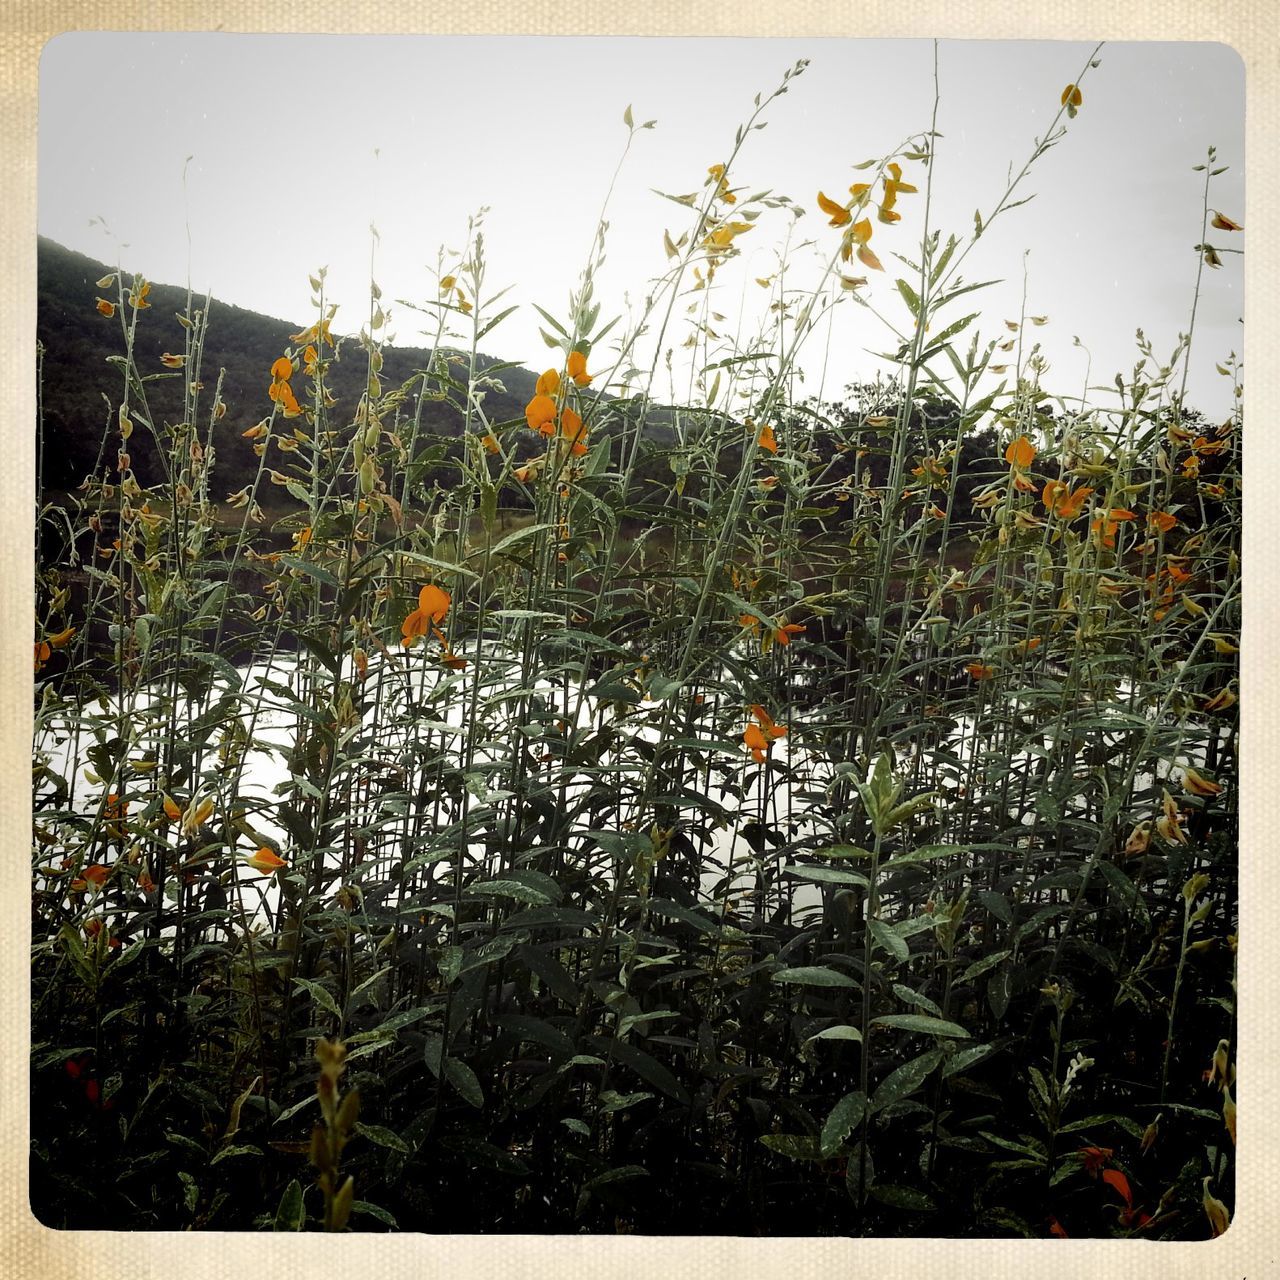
[31,44,1238,1239]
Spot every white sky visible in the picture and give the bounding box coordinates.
[37,34,1244,419]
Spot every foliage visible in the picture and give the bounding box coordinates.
[32,51,1239,1238]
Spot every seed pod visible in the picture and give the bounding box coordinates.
[336,1088,360,1136]
[331,1174,355,1231]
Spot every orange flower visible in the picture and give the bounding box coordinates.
[1042,479,1093,520]
[1202,686,1237,713]
[1147,510,1178,535]
[1156,788,1189,845]
[560,406,586,447]
[1078,1146,1112,1176]
[1004,436,1036,469]
[160,353,186,369]
[817,190,851,227]
[525,393,557,433]
[290,317,335,348]
[245,847,287,875]
[966,663,994,681]
[1183,766,1223,798]
[129,281,151,310]
[481,433,500,455]
[567,350,592,387]
[774,621,806,646]
[271,356,294,382]
[536,368,561,397]
[33,639,51,671]
[744,705,787,762]
[1210,211,1243,231]
[402,584,451,648]
[162,794,183,822]
[1061,84,1083,108]
[884,162,918,195]
[757,423,778,454]
[95,298,116,318]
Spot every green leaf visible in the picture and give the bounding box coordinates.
[783,865,869,888]
[874,1013,971,1038]
[895,278,921,317]
[871,1048,945,1112]
[274,1179,305,1231]
[869,918,909,965]
[942,1042,1000,1078]
[869,1183,936,1211]
[805,1024,863,1046]
[350,1200,398,1228]
[210,1143,262,1165]
[444,1057,485,1109]
[592,1037,690,1105]
[355,1123,410,1154]
[772,966,858,989]
[576,1164,649,1216]
[278,556,342,591]
[291,977,342,1020]
[759,1134,823,1161]
[820,1090,868,1156]
[489,521,558,559]
[960,949,1011,983]
[465,876,559,906]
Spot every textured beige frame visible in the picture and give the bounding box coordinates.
[3,4,1272,1275]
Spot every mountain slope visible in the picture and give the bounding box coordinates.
[36,236,539,493]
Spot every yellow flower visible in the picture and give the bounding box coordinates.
[1061,83,1083,108]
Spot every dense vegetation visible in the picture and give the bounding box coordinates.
[32,54,1239,1237]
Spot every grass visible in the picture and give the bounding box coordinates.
[31,48,1239,1238]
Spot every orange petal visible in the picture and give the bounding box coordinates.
[856,244,883,272]
[525,394,557,432]
[816,190,851,227]
[1004,436,1036,469]
[418,584,451,622]
[536,368,561,397]
[245,847,287,875]
[271,356,293,381]
[567,350,592,386]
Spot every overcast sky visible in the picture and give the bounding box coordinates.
[37,34,1244,419]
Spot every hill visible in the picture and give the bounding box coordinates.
[36,236,541,495]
